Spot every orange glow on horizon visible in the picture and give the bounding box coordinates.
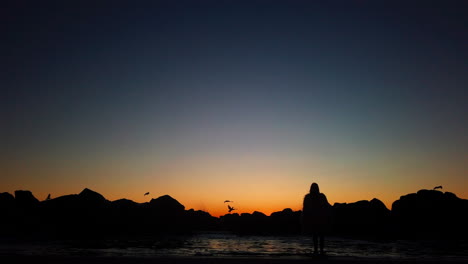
[3,183,467,218]
[4,152,467,218]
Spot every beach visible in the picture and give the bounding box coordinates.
[1,233,467,264]
[2,255,468,264]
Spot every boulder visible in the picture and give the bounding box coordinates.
[14,190,39,208]
[111,198,138,209]
[0,192,15,208]
[149,195,185,213]
[185,209,218,230]
[0,192,15,229]
[270,208,301,234]
[38,189,111,237]
[332,198,390,236]
[391,189,468,238]
[146,195,186,233]
[78,188,108,205]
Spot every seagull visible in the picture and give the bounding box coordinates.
[144,192,150,196]
[224,200,234,203]
[433,186,443,190]
[46,194,51,200]
[228,205,236,213]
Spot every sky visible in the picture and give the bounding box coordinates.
[2,1,467,217]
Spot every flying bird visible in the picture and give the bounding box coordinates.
[144,192,150,196]
[224,200,234,203]
[228,205,236,213]
[433,186,443,190]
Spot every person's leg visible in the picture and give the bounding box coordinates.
[319,234,325,255]
[313,233,318,254]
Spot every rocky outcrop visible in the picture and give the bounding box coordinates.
[144,195,186,234]
[10,191,40,234]
[0,192,16,234]
[112,198,138,209]
[14,190,39,208]
[149,194,185,212]
[78,188,108,205]
[392,189,468,238]
[0,188,466,239]
[0,192,15,209]
[332,198,390,237]
[237,211,269,234]
[185,209,218,231]
[270,208,301,234]
[1,189,195,237]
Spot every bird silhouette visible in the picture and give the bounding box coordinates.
[227,204,236,213]
[224,200,233,203]
[144,192,150,196]
[433,186,443,190]
[46,194,51,200]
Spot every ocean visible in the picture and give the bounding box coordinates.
[1,232,467,261]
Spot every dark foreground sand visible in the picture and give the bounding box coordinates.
[1,255,467,264]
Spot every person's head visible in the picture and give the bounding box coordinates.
[310,182,320,194]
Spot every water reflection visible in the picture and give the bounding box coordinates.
[1,232,467,260]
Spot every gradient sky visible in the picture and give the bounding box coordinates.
[2,1,467,217]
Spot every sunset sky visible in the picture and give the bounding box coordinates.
[2,1,467,217]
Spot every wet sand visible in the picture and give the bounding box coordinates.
[1,255,466,264]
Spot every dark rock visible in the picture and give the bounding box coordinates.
[0,192,15,208]
[185,209,218,230]
[149,195,185,212]
[14,190,39,208]
[79,188,108,205]
[146,195,186,234]
[1,186,466,239]
[108,199,142,234]
[224,211,270,234]
[11,191,40,234]
[220,213,240,231]
[38,189,111,237]
[43,188,109,210]
[270,208,301,234]
[111,198,138,209]
[0,192,16,233]
[42,194,79,208]
[332,198,390,237]
[392,189,468,238]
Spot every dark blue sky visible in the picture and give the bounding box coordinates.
[2,1,467,211]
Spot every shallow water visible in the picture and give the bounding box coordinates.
[1,232,467,260]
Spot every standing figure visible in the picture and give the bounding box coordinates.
[302,182,331,255]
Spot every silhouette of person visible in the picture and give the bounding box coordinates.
[302,182,331,255]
